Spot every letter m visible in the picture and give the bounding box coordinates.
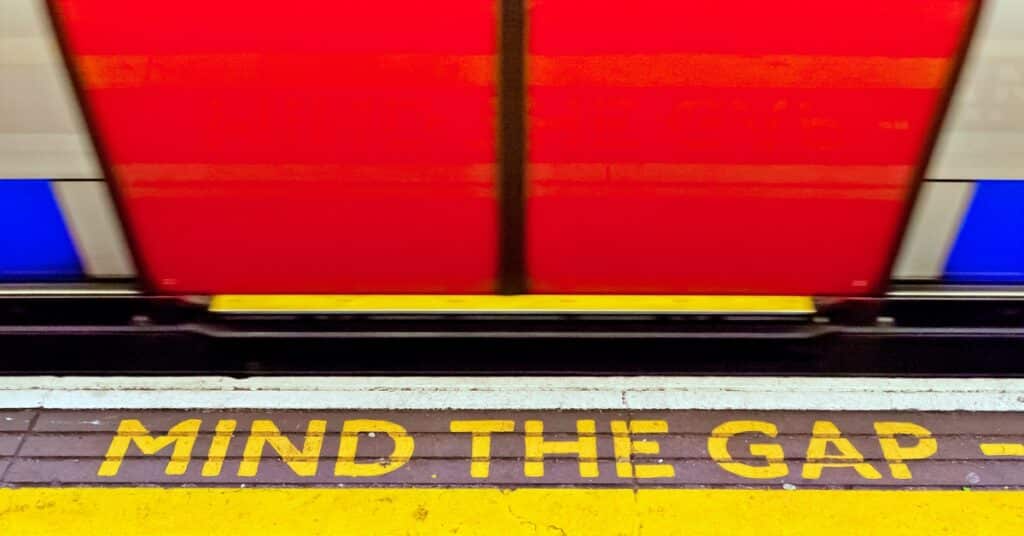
[98,419,201,477]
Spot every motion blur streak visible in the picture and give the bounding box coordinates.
[527,0,977,295]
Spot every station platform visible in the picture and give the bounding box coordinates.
[1,376,1023,534]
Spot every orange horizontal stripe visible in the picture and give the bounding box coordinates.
[78,53,495,89]
[78,53,947,90]
[115,163,497,199]
[114,163,495,183]
[125,184,496,200]
[530,184,906,201]
[118,163,906,186]
[529,163,914,185]
[529,163,910,201]
[530,54,950,89]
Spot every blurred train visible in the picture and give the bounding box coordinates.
[1,0,1021,299]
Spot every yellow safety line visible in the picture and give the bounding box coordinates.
[210,294,815,315]
[1,488,1022,535]
[980,443,1024,456]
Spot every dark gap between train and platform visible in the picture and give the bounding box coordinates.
[1,292,1024,376]
[1,323,1024,376]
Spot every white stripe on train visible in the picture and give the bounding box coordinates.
[53,182,137,278]
[0,0,100,180]
[892,182,975,279]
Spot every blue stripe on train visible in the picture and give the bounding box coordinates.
[945,181,1024,283]
[0,180,84,281]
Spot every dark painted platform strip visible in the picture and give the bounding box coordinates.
[3,409,1024,488]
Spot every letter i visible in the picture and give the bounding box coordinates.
[202,420,238,477]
